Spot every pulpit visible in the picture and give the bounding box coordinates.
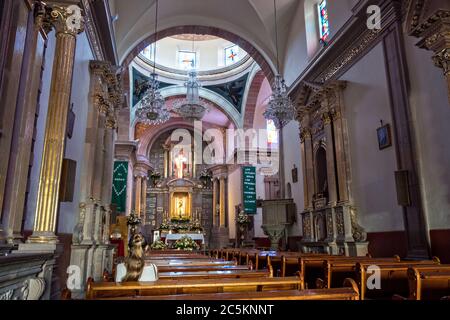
[261,199,295,250]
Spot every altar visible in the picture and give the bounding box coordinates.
[163,233,205,245]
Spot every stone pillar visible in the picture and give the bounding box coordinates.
[27,5,85,245]
[302,127,314,210]
[322,112,338,206]
[331,109,349,203]
[299,129,309,209]
[219,176,226,227]
[1,3,48,242]
[212,178,218,227]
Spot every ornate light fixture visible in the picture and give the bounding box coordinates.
[263,0,295,129]
[135,0,170,125]
[135,73,170,125]
[173,35,210,121]
[172,69,211,121]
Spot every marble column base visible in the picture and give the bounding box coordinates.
[16,243,57,253]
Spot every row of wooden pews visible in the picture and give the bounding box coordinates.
[86,249,360,300]
[210,248,450,300]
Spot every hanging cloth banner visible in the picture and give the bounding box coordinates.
[111,161,128,213]
[242,166,257,214]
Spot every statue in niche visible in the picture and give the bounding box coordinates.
[173,148,187,179]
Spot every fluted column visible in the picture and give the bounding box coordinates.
[219,176,226,227]
[141,177,148,224]
[322,112,337,206]
[301,127,314,210]
[28,5,84,244]
[212,178,218,227]
[134,175,142,216]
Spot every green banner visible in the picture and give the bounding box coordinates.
[111,161,128,213]
[242,166,256,214]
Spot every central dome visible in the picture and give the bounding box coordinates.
[139,34,250,74]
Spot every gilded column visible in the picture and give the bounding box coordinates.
[141,177,148,224]
[219,176,226,227]
[28,5,84,244]
[212,178,218,227]
[134,175,142,216]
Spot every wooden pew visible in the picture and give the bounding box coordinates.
[100,279,360,300]
[147,259,236,267]
[324,257,437,290]
[86,276,303,299]
[355,258,442,300]
[408,265,450,300]
[301,255,400,289]
[156,265,250,273]
[158,269,271,280]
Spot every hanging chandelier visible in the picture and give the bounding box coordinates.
[135,0,170,125]
[172,69,211,121]
[263,0,295,129]
[172,35,210,121]
[135,73,170,125]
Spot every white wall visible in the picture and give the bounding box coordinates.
[340,43,404,233]
[282,121,304,236]
[404,35,450,230]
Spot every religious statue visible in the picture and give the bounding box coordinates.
[174,149,187,179]
[178,198,184,217]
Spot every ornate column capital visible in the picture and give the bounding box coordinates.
[433,48,450,76]
[321,112,332,125]
[49,4,85,36]
[300,127,311,143]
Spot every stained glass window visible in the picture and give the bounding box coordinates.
[178,51,196,70]
[318,0,329,41]
[225,45,241,66]
[267,120,278,145]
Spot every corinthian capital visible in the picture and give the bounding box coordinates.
[433,48,450,76]
[51,4,85,36]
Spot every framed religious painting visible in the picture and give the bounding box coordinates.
[377,123,392,150]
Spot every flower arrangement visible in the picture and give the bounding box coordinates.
[173,235,200,251]
[150,239,167,250]
[171,217,190,224]
[237,210,250,225]
[127,210,142,226]
[127,210,142,234]
[159,219,170,231]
